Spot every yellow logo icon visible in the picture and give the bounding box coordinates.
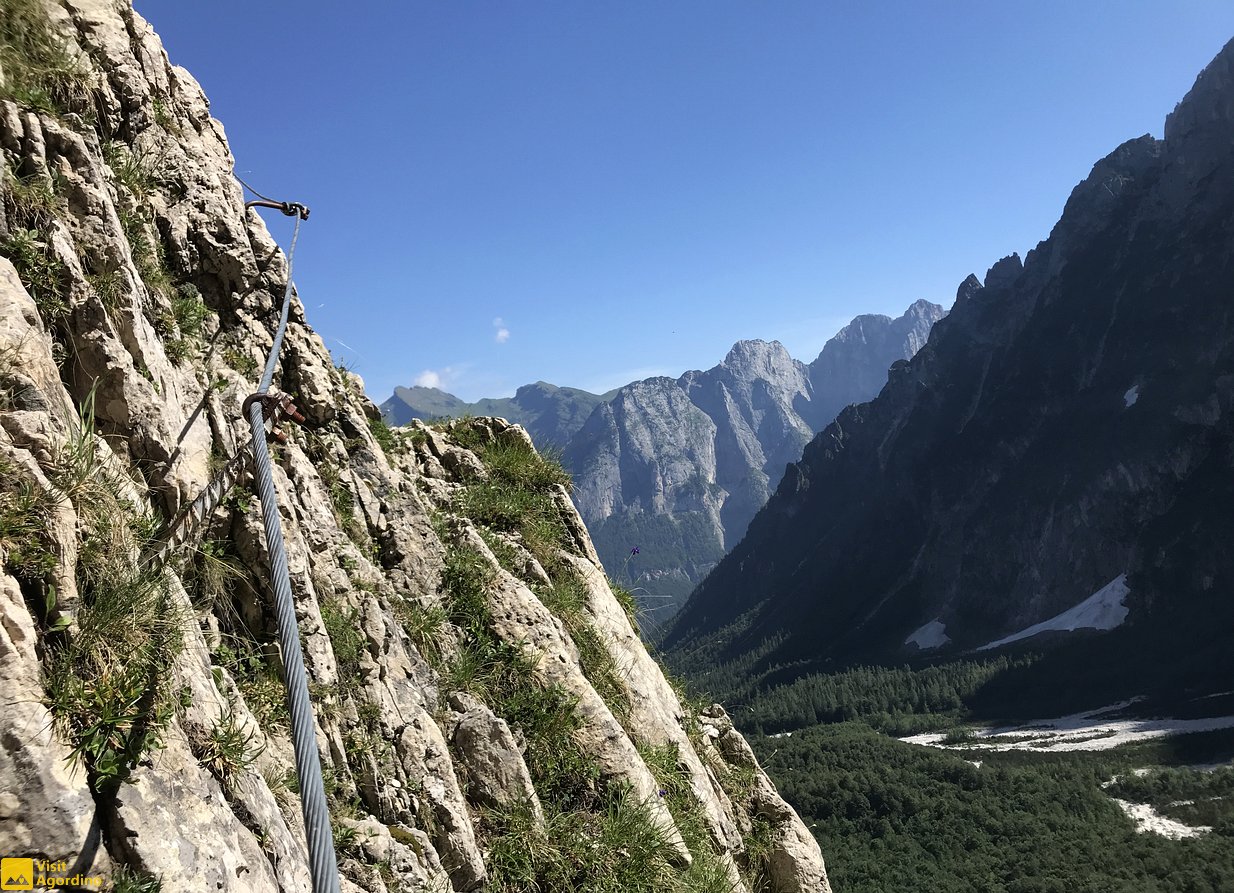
[0,858,33,890]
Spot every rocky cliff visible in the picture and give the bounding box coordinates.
[0,2,830,890]
[566,303,943,623]
[664,38,1234,702]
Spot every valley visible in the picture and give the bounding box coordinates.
[747,718,1234,893]
[349,26,1234,892]
[381,33,1234,889]
[668,651,1234,892]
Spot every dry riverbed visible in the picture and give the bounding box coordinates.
[900,702,1234,753]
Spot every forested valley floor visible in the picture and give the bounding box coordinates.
[674,653,1234,893]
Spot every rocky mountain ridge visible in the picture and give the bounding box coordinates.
[382,381,617,449]
[0,2,830,890]
[664,37,1234,704]
[566,301,944,621]
[385,303,943,624]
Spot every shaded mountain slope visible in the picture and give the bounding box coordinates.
[664,38,1234,698]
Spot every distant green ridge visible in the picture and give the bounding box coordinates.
[381,381,617,448]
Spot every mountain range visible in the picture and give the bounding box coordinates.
[383,300,945,621]
[382,381,617,448]
[565,301,944,622]
[663,36,1234,708]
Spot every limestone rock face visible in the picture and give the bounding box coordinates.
[0,570,106,877]
[0,2,829,891]
[449,699,543,824]
[565,305,943,623]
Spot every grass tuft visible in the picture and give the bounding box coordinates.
[538,575,631,724]
[103,141,158,201]
[609,577,642,633]
[316,455,368,547]
[320,595,366,683]
[393,596,447,668]
[213,630,289,732]
[85,267,126,313]
[161,283,208,363]
[2,158,67,227]
[223,344,259,379]
[0,0,90,116]
[0,455,59,584]
[485,784,739,893]
[639,742,747,893]
[117,204,172,299]
[367,416,401,455]
[110,865,162,893]
[2,227,70,324]
[41,395,183,792]
[452,426,573,572]
[195,701,263,784]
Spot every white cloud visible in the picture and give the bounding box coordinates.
[409,363,471,393]
[493,316,510,344]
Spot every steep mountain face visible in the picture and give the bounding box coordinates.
[664,39,1234,695]
[382,381,614,448]
[806,301,940,429]
[567,303,943,622]
[0,3,830,891]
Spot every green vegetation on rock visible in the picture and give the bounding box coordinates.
[0,0,89,115]
[433,422,761,892]
[40,400,183,793]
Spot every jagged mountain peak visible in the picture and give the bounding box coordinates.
[719,338,797,370]
[955,273,984,304]
[814,299,945,354]
[565,302,945,620]
[906,296,943,316]
[982,253,1023,291]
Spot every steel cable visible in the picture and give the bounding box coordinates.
[244,206,341,893]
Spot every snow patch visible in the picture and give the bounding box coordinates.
[905,619,950,650]
[1124,385,1139,407]
[976,575,1129,651]
[1112,799,1210,839]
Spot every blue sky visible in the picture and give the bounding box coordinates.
[135,2,1234,402]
